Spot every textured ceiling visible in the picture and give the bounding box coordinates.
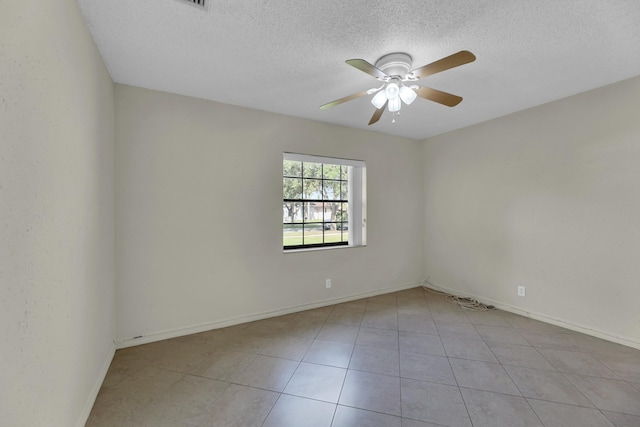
[77,0,640,140]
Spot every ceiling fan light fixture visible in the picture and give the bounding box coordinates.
[388,97,402,112]
[399,85,417,105]
[321,50,475,125]
[385,83,400,99]
[371,90,387,109]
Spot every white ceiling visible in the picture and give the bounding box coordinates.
[77,0,640,140]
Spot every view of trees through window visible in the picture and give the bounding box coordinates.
[283,159,349,249]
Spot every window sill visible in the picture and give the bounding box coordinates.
[283,244,366,254]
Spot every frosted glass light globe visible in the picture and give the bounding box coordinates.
[385,83,400,99]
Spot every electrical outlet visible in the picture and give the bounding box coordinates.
[517,286,526,297]
[325,279,332,289]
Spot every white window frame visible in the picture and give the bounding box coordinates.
[283,152,366,251]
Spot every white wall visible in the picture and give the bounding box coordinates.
[0,1,115,426]
[115,85,424,344]
[423,75,640,347]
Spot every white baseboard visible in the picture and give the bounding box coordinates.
[76,344,116,427]
[424,280,640,351]
[116,281,422,349]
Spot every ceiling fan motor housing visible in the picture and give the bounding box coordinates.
[375,52,412,78]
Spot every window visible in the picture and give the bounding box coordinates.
[283,153,366,250]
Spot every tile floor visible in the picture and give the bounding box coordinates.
[86,287,640,427]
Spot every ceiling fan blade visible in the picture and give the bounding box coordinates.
[415,86,463,107]
[368,100,387,125]
[346,59,389,80]
[320,90,370,109]
[409,50,476,79]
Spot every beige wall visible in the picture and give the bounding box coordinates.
[422,76,640,347]
[115,85,424,345]
[0,1,115,426]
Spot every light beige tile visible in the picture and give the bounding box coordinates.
[528,399,615,427]
[441,335,498,363]
[261,395,335,427]
[399,332,446,357]
[361,313,399,330]
[399,351,456,385]
[488,342,556,370]
[401,378,471,427]
[367,294,398,306]
[398,316,438,335]
[233,355,298,392]
[151,341,212,373]
[436,322,481,339]
[86,395,141,427]
[430,309,470,325]
[333,405,401,427]
[316,323,359,344]
[283,362,346,403]
[286,318,325,339]
[464,310,512,327]
[592,352,640,382]
[397,303,430,318]
[326,309,364,326]
[565,374,640,416]
[194,384,278,427]
[602,410,640,427]
[520,331,586,352]
[539,348,621,379]
[87,367,185,426]
[194,350,255,382]
[449,358,520,396]
[504,365,593,407]
[364,302,398,316]
[260,335,313,361]
[356,327,399,349]
[474,325,530,346]
[218,332,273,354]
[102,366,185,405]
[339,370,401,416]
[293,306,333,322]
[303,339,353,368]
[141,375,229,423]
[401,419,444,427]
[460,388,542,427]
[88,294,640,427]
[349,345,400,376]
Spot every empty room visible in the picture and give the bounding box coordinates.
[2,1,640,426]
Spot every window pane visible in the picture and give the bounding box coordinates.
[283,224,303,246]
[283,202,302,223]
[323,164,340,179]
[303,179,322,198]
[341,165,349,179]
[341,181,348,200]
[323,180,342,200]
[324,227,341,244]
[341,229,349,243]
[283,177,302,200]
[302,162,322,178]
[339,202,348,222]
[303,202,324,223]
[303,224,323,245]
[283,160,302,177]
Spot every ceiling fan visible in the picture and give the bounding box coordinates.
[320,51,476,125]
